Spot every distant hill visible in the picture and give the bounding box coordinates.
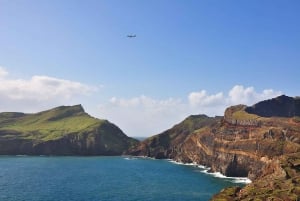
[245,95,300,117]
[0,105,138,155]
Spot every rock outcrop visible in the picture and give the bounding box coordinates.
[0,105,138,155]
[211,153,300,200]
[128,95,300,200]
[126,115,221,159]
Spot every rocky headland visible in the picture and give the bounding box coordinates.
[1,95,299,199]
[0,105,138,155]
[127,95,300,200]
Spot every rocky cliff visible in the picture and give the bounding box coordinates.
[0,105,138,155]
[126,114,221,159]
[128,95,300,200]
[211,153,300,200]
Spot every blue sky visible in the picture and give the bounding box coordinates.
[0,0,299,136]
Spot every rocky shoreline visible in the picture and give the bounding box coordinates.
[127,95,300,200]
[0,95,299,200]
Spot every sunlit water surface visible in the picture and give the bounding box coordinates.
[0,156,247,201]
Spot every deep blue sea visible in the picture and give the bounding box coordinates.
[0,156,248,201]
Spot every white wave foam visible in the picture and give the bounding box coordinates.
[200,170,252,184]
[231,177,252,184]
[123,156,137,160]
[169,160,184,165]
[168,159,251,184]
[209,172,227,178]
[168,159,198,166]
[197,165,211,171]
[197,165,206,169]
[200,169,210,174]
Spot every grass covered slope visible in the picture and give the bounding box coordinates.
[127,114,221,159]
[0,105,138,155]
[0,105,99,140]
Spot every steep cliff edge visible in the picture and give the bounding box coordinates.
[210,95,300,200]
[0,105,138,155]
[126,115,221,159]
[128,95,300,200]
[211,153,300,200]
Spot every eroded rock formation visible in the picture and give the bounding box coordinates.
[128,95,300,200]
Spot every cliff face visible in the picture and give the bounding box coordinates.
[128,95,300,200]
[126,115,221,159]
[0,105,138,155]
[209,96,300,200]
[211,153,300,200]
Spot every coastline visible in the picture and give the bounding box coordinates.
[167,158,252,184]
[126,155,252,184]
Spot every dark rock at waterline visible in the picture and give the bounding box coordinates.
[128,95,300,200]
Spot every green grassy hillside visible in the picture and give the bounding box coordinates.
[0,105,138,155]
[0,105,101,140]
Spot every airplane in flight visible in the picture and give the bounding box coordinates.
[127,34,136,38]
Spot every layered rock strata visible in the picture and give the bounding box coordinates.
[128,95,300,200]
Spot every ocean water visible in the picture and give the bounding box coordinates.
[0,156,247,201]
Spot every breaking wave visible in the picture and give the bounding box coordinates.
[168,159,252,184]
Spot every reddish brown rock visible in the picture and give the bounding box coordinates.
[128,95,300,200]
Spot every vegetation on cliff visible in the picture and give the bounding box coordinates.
[126,114,221,159]
[1,95,299,199]
[128,95,300,200]
[211,153,300,201]
[0,105,138,155]
[210,95,300,200]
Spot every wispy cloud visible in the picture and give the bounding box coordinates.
[99,95,185,136]
[98,85,282,136]
[0,66,97,112]
[0,67,8,77]
[188,90,224,107]
[227,85,281,105]
[0,66,283,137]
